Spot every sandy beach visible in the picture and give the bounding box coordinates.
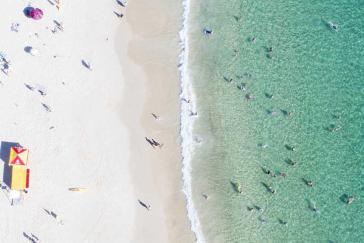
[118,0,195,242]
[0,0,193,242]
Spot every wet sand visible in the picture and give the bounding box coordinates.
[116,0,195,242]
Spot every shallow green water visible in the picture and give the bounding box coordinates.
[187,1,364,242]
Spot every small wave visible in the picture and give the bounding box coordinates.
[178,0,206,242]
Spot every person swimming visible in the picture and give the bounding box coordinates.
[245,93,254,100]
[203,28,213,36]
[268,186,276,194]
[307,181,314,187]
[237,83,247,91]
[347,196,354,204]
[286,158,297,166]
[285,145,295,151]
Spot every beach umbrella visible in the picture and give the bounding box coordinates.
[30,8,43,20]
[24,6,34,18]
[9,146,29,166]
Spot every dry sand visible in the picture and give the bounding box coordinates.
[0,0,193,242]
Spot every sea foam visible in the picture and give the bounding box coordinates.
[179,0,206,242]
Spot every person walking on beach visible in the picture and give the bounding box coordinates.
[151,113,159,120]
[81,60,92,70]
[138,199,151,210]
[114,11,124,18]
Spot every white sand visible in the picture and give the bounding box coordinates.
[0,0,135,242]
[0,0,195,242]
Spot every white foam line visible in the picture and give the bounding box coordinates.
[179,0,206,242]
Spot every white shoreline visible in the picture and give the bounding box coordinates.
[179,0,206,242]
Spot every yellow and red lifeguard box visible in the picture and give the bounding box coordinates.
[8,147,30,191]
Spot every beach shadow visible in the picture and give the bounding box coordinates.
[0,141,19,164]
[2,163,11,188]
[23,7,34,18]
[47,0,55,5]
[23,232,37,243]
[113,11,123,18]
[1,141,20,187]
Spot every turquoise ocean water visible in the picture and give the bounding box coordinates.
[183,0,364,242]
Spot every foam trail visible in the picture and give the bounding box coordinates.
[179,0,206,242]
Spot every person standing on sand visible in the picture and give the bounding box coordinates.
[138,199,151,210]
[151,113,159,120]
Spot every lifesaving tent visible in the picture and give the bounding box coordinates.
[10,166,29,190]
[9,147,29,166]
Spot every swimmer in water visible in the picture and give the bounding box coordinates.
[285,145,295,151]
[347,196,354,204]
